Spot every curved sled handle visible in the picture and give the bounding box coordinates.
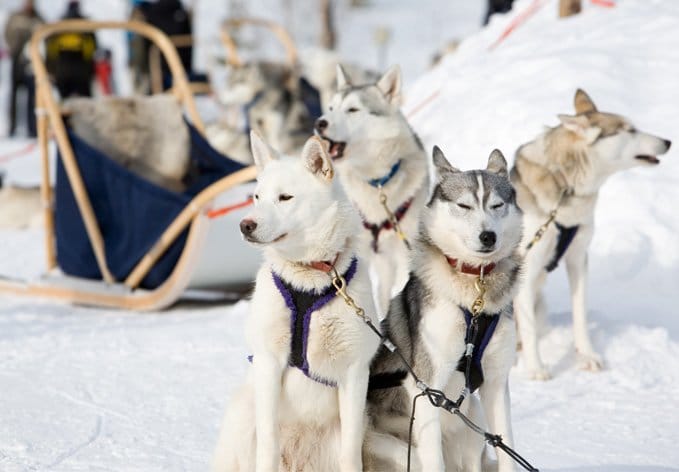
[29,20,204,131]
[28,20,206,285]
[220,17,298,68]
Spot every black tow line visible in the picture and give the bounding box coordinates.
[360,315,539,472]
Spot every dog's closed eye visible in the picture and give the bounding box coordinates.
[491,202,504,210]
[457,203,471,210]
[279,194,294,202]
[347,107,360,113]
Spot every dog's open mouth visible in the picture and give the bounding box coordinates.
[322,138,346,161]
[246,233,287,244]
[635,155,660,165]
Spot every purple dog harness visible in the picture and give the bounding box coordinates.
[270,257,358,387]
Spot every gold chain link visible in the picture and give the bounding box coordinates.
[471,275,487,316]
[331,268,367,321]
[525,187,573,251]
[378,185,412,250]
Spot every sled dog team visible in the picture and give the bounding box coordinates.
[213,65,671,471]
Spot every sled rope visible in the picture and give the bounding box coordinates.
[330,266,539,472]
[525,186,573,251]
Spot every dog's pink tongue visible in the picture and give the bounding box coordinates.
[329,143,343,159]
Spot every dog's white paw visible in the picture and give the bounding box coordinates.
[577,351,603,371]
[526,366,552,381]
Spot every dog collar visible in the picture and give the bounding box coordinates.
[362,197,414,252]
[302,253,340,273]
[367,160,402,188]
[446,256,496,276]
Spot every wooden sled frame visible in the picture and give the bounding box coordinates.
[220,17,299,68]
[0,20,257,311]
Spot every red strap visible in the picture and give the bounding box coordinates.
[446,257,496,276]
[206,197,253,219]
[307,253,340,273]
[0,142,37,164]
[488,0,546,51]
[591,0,615,7]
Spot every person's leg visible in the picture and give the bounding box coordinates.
[9,62,20,136]
[26,76,37,138]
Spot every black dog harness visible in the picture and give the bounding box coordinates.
[455,308,501,392]
[368,306,501,393]
[545,222,579,272]
[270,257,358,387]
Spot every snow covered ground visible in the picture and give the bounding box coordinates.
[2,0,679,470]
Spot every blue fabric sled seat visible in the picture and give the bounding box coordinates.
[55,122,246,289]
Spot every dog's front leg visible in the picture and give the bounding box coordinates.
[514,276,549,380]
[564,228,602,371]
[253,354,283,472]
[480,378,515,472]
[338,362,369,472]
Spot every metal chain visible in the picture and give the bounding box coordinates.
[378,185,412,250]
[525,186,573,251]
[471,274,487,316]
[329,264,539,472]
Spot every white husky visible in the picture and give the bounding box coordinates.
[511,89,672,380]
[315,65,429,317]
[212,132,380,472]
[365,147,523,472]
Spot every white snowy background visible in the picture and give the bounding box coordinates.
[1,0,678,470]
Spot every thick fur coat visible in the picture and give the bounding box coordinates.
[212,133,380,472]
[511,89,672,379]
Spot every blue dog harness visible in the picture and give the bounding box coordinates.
[270,257,358,387]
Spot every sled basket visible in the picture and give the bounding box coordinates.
[0,20,259,310]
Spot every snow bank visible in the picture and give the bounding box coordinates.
[407,0,679,328]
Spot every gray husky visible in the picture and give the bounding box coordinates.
[365,147,523,472]
[511,89,672,380]
[315,64,429,317]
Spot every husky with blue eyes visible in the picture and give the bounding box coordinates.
[212,132,379,472]
[364,147,523,472]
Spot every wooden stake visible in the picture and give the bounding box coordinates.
[559,0,582,17]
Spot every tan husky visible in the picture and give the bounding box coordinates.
[511,89,672,380]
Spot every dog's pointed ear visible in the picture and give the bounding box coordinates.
[250,130,278,172]
[302,136,334,182]
[376,65,402,105]
[574,88,597,114]
[432,146,459,175]
[558,114,601,143]
[486,149,508,177]
[558,114,588,132]
[336,64,352,90]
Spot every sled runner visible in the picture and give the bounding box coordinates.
[0,20,259,310]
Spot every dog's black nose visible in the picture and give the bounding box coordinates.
[479,231,497,248]
[664,139,672,150]
[240,219,257,236]
[315,118,328,132]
